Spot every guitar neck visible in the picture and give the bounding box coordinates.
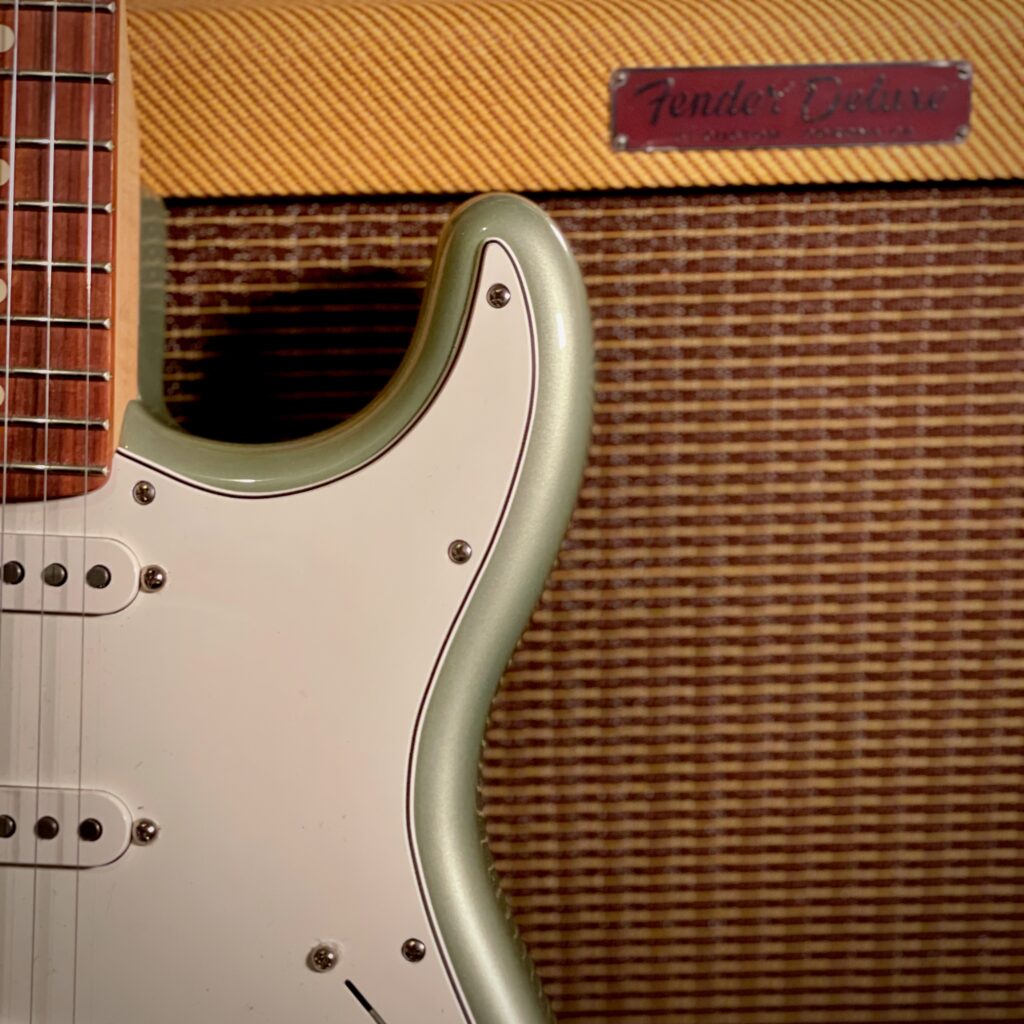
[0,0,121,502]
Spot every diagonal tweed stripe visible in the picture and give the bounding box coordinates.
[128,0,1024,197]
[164,183,1024,1022]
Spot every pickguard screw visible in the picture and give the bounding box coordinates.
[133,818,159,845]
[957,63,971,80]
[612,69,629,89]
[954,125,969,143]
[308,944,339,973]
[140,565,167,593]
[402,938,426,963]
[447,539,472,564]
[133,481,156,505]
[486,283,511,308]
[613,133,629,151]
[0,814,15,838]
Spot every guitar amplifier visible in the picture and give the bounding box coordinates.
[129,0,1024,1019]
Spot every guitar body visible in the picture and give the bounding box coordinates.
[0,197,592,1022]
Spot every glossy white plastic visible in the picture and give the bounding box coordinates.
[0,241,533,1024]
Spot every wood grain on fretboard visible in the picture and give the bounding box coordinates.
[0,0,117,501]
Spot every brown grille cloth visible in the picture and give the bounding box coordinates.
[164,183,1024,1023]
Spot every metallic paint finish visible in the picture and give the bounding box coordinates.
[409,198,593,1023]
[121,193,593,1021]
[122,195,540,495]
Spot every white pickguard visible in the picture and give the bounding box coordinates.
[0,242,533,1023]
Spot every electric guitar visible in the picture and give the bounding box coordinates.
[0,4,592,1022]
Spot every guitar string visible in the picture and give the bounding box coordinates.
[0,0,17,1003]
[28,1,62,1018]
[70,0,99,1018]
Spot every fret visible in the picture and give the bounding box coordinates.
[14,199,112,212]
[13,257,112,271]
[1,365,109,380]
[2,462,107,476]
[0,3,115,12]
[0,0,119,500]
[2,413,107,427]
[0,135,112,150]
[0,69,114,83]
[9,313,109,327]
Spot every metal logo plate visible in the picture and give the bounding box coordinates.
[610,62,972,152]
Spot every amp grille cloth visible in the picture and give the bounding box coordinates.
[165,184,1024,1023]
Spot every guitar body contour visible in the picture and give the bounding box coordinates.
[0,194,592,1023]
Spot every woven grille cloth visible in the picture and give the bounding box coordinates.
[128,0,1024,197]
[164,184,1024,1022]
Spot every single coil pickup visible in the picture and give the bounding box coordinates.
[0,532,137,614]
[0,785,131,868]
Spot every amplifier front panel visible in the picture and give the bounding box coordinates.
[164,184,1024,1023]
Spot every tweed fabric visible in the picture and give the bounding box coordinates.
[128,0,1024,198]
[163,183,1024,1022]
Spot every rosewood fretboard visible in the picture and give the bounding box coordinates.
[0,0,118,501]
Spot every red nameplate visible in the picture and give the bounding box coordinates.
[610,62,972,152]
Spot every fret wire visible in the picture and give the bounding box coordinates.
[0,2,115,11]
[1,462,108,475]
[0,136,113,151]
[10,314,110,328]
[2,414,108,428]
[0,0,120,497]
[13,258,113,271]
[1,366,110,380]
[0,70,115,84]
[14,200,113,213]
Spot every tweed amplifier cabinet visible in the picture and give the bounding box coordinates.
[130,1,1023,1020]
